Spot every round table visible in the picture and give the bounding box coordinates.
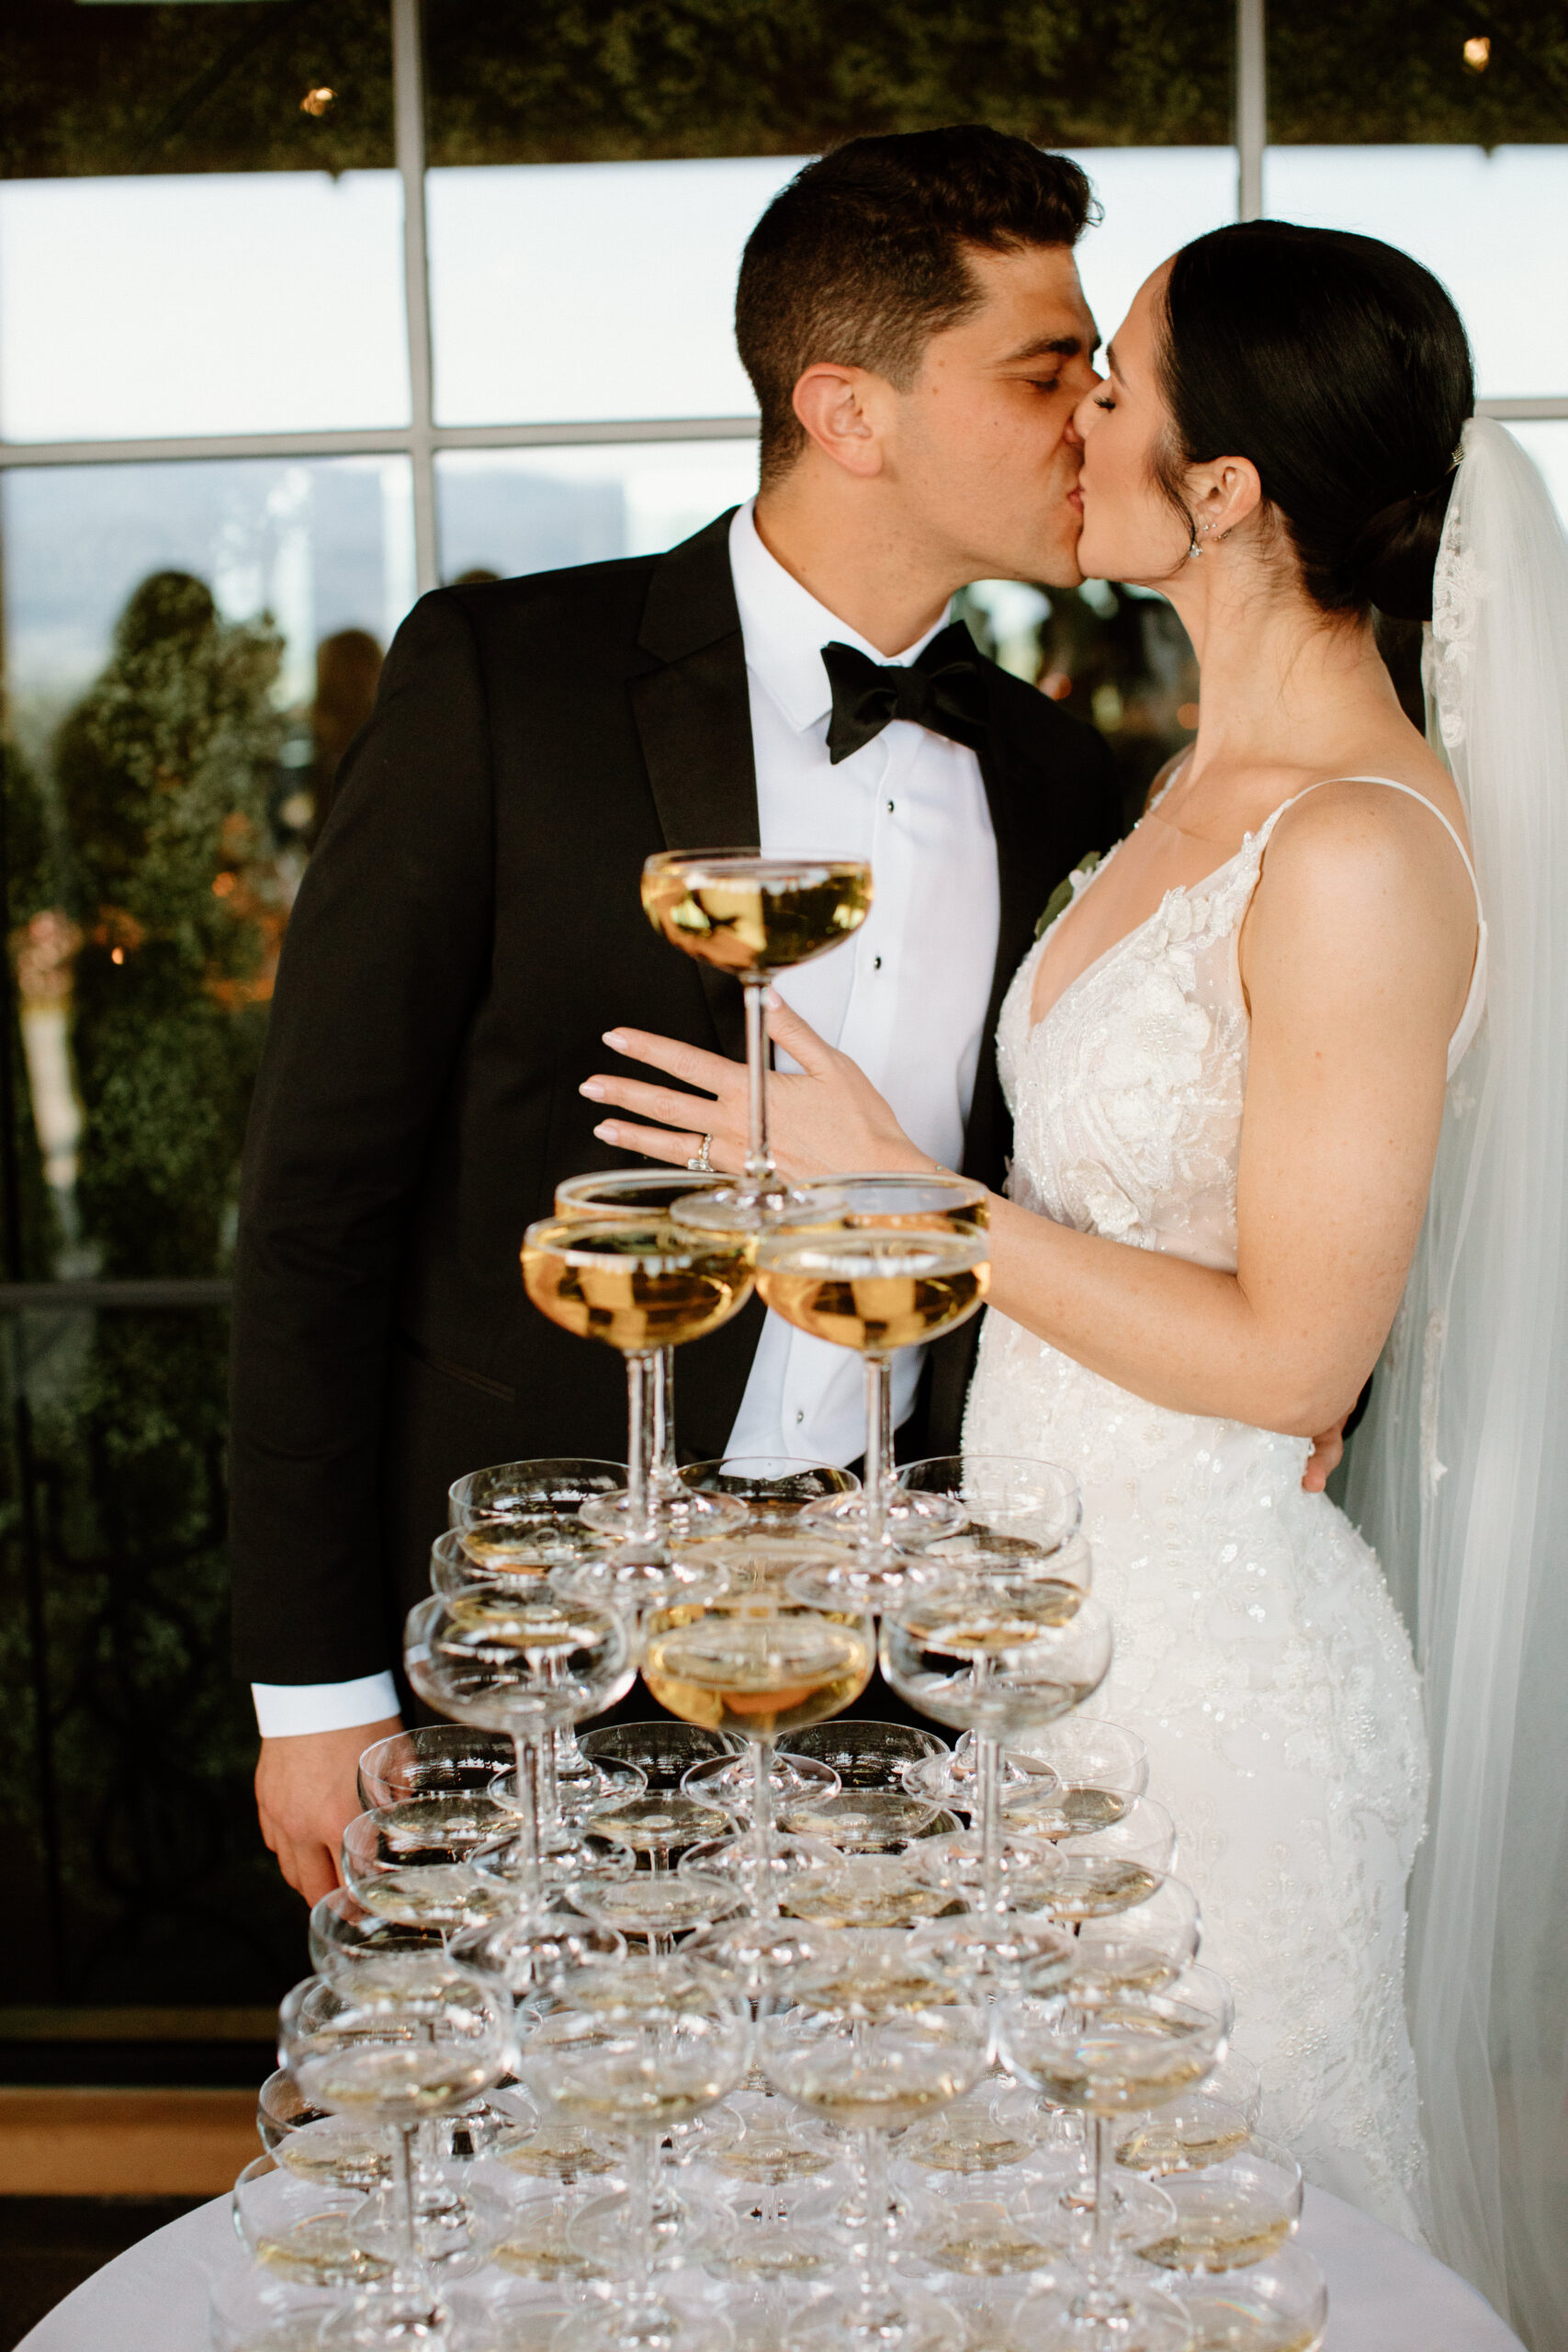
[16,2182,1522,2350]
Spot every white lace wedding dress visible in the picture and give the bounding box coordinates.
[964,780,1484,2241]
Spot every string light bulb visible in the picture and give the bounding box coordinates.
[300,86,336,117]
[1462,36,1491,71]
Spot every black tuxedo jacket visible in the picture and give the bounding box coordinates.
[229,512,1118,1684]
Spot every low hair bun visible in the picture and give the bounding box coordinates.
[1156,223,1473,628]
[1344,473,1459,624]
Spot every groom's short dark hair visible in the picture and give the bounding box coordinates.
[737,126,1096,486]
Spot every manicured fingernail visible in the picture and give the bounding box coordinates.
[580,1080,605,1101]
[603,1029,628,1050]
[593,1122,617,1142]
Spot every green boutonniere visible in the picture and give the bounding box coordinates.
[1035,851,1103,939]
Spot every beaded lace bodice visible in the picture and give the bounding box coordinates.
[962,781,1459,2240]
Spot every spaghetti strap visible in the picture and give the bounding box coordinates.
[1259,775,1483,914]
[1258,775,1487,1077]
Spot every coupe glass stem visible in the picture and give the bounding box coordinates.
[750,1735,777,1920]
[855,2127,897,2318]
[625,1350,658,1543]
[390,2118,432,2313]
[976,1723,1002,1914]
[1089,2110,1117,2278]
[742,976,773,1193]
[626,2123,660,2327]
[509,1727,545,1916]
[863,1354,893,1547]
[650,1347,679,1497]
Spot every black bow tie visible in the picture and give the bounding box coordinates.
[820,621,988,766]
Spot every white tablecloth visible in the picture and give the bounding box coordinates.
[17,2182,1523,2350]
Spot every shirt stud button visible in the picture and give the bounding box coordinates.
[886,799,895,813]
[873,956,883,969]
[795,1409,805,1424]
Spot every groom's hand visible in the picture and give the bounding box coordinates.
[1302,1417,1348,1493]
[255,1717,401,1905]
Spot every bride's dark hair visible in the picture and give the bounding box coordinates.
[1156,221,1474,622]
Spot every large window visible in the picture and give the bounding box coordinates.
[1,0,1563,2041]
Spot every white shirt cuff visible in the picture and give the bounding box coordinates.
[253,1672,400,1738]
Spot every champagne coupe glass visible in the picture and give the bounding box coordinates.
[882,1583,1114,1917]
[640,848,874,1215]
[1133,2133,1303,2275]
[757,1225,989,1581]
[340,1802,517,1936]
[678,1453,860,1530]
[681,1746,840,1825]
[279,1961,513,2350]
[519,1954,751,2352]
[640,1592,876,1920]
[404,1589,634,1922]
[895,1454,1083,1583]
[1116,2050,1263,2177]
[554,1170,742,1538]
[449,1458,629,1525]
[309,1887,446,1986]
[580,1720,743,1790]
[358,1726,513,1813]
[257,2060,392,2198]
[1013,1718,1150,1836]
[779,1718,953,1854]
[1167,2240,1326,2352]
[522,1212,754,1577]
[759,1940,990,2351]
[1042,1798,1179,1925]
[996,1964,1233,2352]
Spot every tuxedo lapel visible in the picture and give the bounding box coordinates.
[629,510,759,1063]
[964,673,1044,1186]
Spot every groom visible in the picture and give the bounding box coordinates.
[232,125,1119,1901]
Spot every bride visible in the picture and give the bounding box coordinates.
[582,220,1568,2278]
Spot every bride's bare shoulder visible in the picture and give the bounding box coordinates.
[1245,753,1477,1010]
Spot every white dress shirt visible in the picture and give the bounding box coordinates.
[254,500,1000,1737]
[723,499,1000,1465]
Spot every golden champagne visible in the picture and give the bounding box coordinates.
[556,1170,725,1216]
[1139,2190,1296,2273]
[492,2212,608,2283]
[710,2136,835,2185]
[756,1231,987,1353]
[1043,1860,1164,1921]
[640,854,873,976]
[904,2110,1043,2175]
[353,1865,511,1928]
[920,2214,1060,2277]
[641,1609,873,1740]
[784,1859,952,1929]
[523,1219,753,1351]
[779,1788,940,1850]
[296,2044,496,2117]
[586,1793,730,1852]
[498,2122,622,2181]
[1024,2011,1217,2114]
[1052,1785,1130,1834]
[772,2054,976,2134]
[1182,2314,1320,2352]
[275,2120,389,2188]
[253,2216,389,2288]
[1119,2109,1253,2174]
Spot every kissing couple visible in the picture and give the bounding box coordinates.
[232,124,1568,2264]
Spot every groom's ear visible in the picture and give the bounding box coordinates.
[791,363,891,481]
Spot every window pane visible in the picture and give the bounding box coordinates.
[5,0,393,176]
[1268,4,1566,146]
[430,145,1235,431]
[436,442,761,581]
[0,172,410,441]
[429,159,798,425]
[1068,149,1237,351]
[2,456,416,1282]
[423,0,1235,160]
[1260,146,1568,401]
[1510,422,1568,534]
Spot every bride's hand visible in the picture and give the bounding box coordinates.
[581,995,935,1182]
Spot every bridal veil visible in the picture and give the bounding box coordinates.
[1345,415,1568,2346]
